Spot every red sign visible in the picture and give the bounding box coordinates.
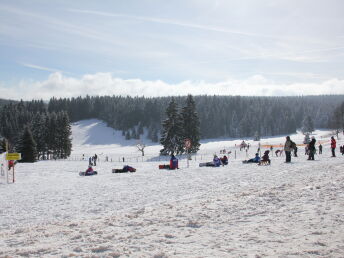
[184,139,192,149]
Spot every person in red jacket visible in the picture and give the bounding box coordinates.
[331,136,336,157]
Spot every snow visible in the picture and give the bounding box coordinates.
[1,119,343,257]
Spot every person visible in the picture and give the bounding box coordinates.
[122,165,136,172]
[93,154,98,166]
[259,150,271,165]
[88,157,93,166]
[220,155,228,165]
[244,153,261,163]
[8,160,15,169]
[319,144,323,154]
[284,136,293,163]
[308,136,316,160]
[213,155,221,167]
[270,146,273,156]
[331,136,336,157]
[85,165,94,175]
[170,154,179,169]
[294,146,298,157]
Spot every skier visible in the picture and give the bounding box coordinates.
[331,136,336,157]
[170,154,179,169]
[308,136,316,160]
[319,144,323,154]
[88,157,93,166]
[284,136,293,163]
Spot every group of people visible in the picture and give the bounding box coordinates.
[88,154,98,166]
[84,136,340,175]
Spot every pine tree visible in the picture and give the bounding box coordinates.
[301,115,314,134]
[16,126,37,163]
[56,112,72,159]
[0,138,6,154]
[160,98,184,155]
[180,95,201,153]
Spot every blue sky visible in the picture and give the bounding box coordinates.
[0,0,344,99]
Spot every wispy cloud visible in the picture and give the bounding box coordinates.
[68,9,279,39]
[1,72,343,101]
[19,62,63,73]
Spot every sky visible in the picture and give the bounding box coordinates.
[0,0,344,100]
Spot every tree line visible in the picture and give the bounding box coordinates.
[47,95,344,141]
[0,100,72,162]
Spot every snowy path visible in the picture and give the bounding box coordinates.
[1,153,344,257]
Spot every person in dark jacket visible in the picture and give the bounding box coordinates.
[259,150,271,165]
[220,155,228,165]
[284,136,293,163]
[308,137,316,160]
[318,144,323,154]
[122,165,136,172]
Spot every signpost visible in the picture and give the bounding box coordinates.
[6,153,21,161]
[184,139,192,168]
[5,153,21,183]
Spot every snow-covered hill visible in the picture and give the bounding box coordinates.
[0,120,343,257]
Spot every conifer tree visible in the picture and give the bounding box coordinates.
[180,95,201,153]
[16,126,37,163]
[160,98,184,155]
[301,115,314,134]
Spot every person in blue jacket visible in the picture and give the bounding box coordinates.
[244,153,261,163]
[170,155,179,169]
[213,155,221,167]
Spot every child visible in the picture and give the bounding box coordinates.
[259,150,271,165]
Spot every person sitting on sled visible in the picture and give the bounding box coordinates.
[170,154,179,169]
[220,155,228,165]
[259,150,271,165]
[245,153,261,163]
[123,165,136,172]
[85,165,94,175]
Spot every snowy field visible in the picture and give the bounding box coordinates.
[1,120,344,257]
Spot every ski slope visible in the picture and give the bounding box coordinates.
[0,120,343,257]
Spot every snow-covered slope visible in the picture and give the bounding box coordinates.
[0,121,343,257]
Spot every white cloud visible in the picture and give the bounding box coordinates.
[1,72,343,101]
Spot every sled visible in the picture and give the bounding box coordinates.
[79,171,98,176]
[258,160,270,166]
[242,160,259,164]
[159,164,178,170]
[112,169,136,173]
[199,162,216,167]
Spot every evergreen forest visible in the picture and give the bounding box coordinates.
[47,95,344,141]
